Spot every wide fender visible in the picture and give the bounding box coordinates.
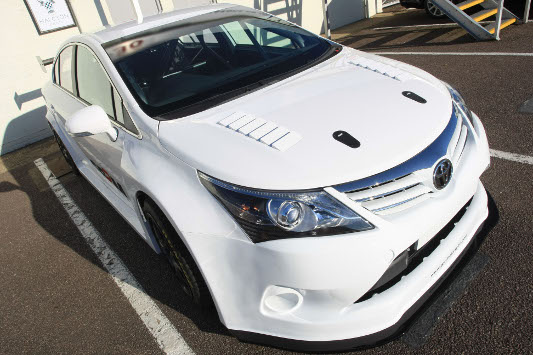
[121,136,255,323]
[121,134,248,250]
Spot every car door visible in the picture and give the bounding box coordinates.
[72,44,140,206]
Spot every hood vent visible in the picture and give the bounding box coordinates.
[402,91,427,104]
[348,57,413,82]
[218,112,302,152]
[333,130,360,148]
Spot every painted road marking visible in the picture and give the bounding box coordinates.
[374,52,533,57]
[519,97,533,114]
[490,149,533,165]
[34,158,194,355]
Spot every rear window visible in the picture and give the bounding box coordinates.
[105,14,338,118]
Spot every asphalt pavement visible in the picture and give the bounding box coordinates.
[1,6,532,354]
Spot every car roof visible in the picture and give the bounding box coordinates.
[91,3,237,44]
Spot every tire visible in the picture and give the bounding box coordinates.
[51,126,80,175]
[142,199,212,308]
[425,0,446,18]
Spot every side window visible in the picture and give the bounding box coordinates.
[113,89,138,134]
[59,46,75,93]
[76,46,115,118]
[76,45,139,135]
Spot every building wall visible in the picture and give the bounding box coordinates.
[225,0,378,34]
[0,0,375,155]
[0,0,109,155]
[226,0,322,34]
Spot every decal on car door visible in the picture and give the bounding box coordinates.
[90,160,127,197]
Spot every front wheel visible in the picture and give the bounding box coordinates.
[142,200,212,308]
[51,126,80,175]
[425,0,446,18]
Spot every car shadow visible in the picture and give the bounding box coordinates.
[0,113,228,339]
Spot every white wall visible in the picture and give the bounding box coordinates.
[0,0,117,155]
[102,0,215,25]
[173,0,214,10]
[106,0,166,25]
[1,1,77,155]
[329,0,365,30]
[224,0,369,34]
[225,0,325,34]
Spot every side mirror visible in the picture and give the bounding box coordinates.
[66,105,118,141]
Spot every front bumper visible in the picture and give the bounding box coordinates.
[231,182,487,351]
[183,112,490,350]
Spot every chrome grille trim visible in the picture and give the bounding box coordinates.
[347,173,419,201]
[335,104,470,216]
[448,111,463,156]
[354,183,419,203]
[451,125,468,165]
[361,183,432,215]
[334,105,460,193]
[372,193,429,213]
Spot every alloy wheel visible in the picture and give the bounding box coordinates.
[426,1,444,17]
[146,213,194,298]
[52,131,79,175]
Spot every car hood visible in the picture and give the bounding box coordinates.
[158,49,452,190]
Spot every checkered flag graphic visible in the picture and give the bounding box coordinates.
[38,0,55,14]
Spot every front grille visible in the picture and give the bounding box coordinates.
[342,109,469,216]
[345,174,432,216]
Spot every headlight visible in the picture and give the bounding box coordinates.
[199,172,374,243]
[445,82,473,125]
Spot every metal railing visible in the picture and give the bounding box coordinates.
[494,0,504,40]
[321,0,331,39]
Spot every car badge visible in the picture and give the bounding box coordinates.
[433,159,453,190]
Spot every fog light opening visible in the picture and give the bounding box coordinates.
[263,286,303,314]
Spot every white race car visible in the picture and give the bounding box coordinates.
[43,4,490,351]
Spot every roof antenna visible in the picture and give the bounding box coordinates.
[131,0,143,24]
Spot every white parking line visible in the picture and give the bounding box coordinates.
[490,149,533,165]
[373,52,533,57]
[34,158,194,355]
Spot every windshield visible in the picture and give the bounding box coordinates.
[105,13,336,118]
